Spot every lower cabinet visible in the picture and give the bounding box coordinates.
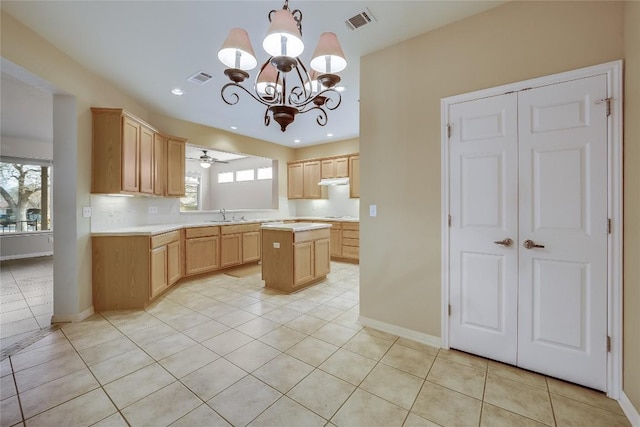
[185,226,220,275]
[92,230,182,310]
[263,226,331,293]
[221,223,261,268]
[341,222,360,262]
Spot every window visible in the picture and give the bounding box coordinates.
[0,158,52,233]
[180,174,201,211]
[235,169,255,182]
[218,171,234,184]
[257,166,273,180]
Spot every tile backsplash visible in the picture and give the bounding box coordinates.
[91,185,359,232]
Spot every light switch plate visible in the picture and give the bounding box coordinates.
[273,242,280,249]
[82,207,91,218]
[369,204,377,217]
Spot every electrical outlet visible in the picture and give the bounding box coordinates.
[148,206,158,214]
[82,207,91,218]
[273,242,280,249]
[48,236,54,243]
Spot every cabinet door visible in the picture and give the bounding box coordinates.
[321,159,335,179]
[150,246,168,298]
[221,234,242,268]
[335,157,349,178]
[122,117,140,192]
[242,231,261,263]
[314,238,330,278]
[185,236,219,275]
[349,156,360,198]
[293,241,314,287]
[288,163,304,199]
[166,138,185,196]
[153,134,166,196]
[303,161,322,199]
[139,126,155,194]
[167,240,181,284]
[330,229,342,257]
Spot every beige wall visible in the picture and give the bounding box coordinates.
[294,138,359,161]
[623,0,640,411]
[360,0,637,409]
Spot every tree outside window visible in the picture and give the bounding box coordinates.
[0,160,51,233]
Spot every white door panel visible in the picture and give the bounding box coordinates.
[449,93,519,364]
[448,74,608,391]
[518,75,608,390]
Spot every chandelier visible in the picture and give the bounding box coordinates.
[217,0,347,132]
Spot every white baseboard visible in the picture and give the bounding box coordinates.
[0,251,53,261]
[358,315,442,348]
[52,306,94,323]
[620,391,640,427]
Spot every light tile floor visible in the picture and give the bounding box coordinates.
[0,261,631,427]
[1,257,54,352]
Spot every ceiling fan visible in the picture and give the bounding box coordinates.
[186,150,229,168]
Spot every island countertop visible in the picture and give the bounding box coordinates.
[260,222,331,232]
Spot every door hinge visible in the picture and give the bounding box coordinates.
[608,218,612,234]
[448,304,451,316]
[447,124,452,139]
[607,336,611,352]
[448,215,452,227]
[596,98,612,116]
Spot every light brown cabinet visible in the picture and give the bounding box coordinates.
[330,226,342,258]
[321,157,349,179]
[91,108,187,197]
[288,163,304,199]
[288,153,358,199]
[349,156,360,198]
[92,229,182,310]
[341,222,360,261]
[262,225,331,293]
[185,226,220,275]
[303,161,323,199]
[166,137,186,197]
[220,223,261,268]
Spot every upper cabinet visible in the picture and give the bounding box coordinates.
[288,154,359,199]
[349,155,360,198]
[91,108,187,197]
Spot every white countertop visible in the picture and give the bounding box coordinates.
[91,217,354,236]
[260,222,332,232]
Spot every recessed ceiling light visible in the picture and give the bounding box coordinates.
[294,139,301,143]
[335,86,347,92]
[327,133,333,137]
[230,126,238,130]
[171,88,184,96]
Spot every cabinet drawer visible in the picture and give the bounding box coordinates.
[294,228,330,243]
[221,223,260,235]
[185,226,219,239]
[342,222,359,231]
[342,238,359,247]
[342,246,359,259]
[342,230,359,239]
[150,230,180,248]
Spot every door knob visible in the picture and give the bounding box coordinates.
[494,238,513,247]
[523,239,545,249]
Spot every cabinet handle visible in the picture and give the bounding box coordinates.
[493,238,513,247]
[523,239,545,249]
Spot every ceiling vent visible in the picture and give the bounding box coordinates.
[345,8,376,30]
[187,71,213,85]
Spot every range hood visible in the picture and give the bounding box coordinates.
[318,177,350,186]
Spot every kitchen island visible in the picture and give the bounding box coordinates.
[261,222,331,293]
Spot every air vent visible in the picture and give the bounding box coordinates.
[187,71,213,85]
[345,8,376,30]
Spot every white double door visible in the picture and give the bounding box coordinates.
[448,75,609,390]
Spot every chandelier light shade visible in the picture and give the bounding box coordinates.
[218,0,346,132]
[217,28,257,70]
[310,32,347,74]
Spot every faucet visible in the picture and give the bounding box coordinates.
[220,208,226,221]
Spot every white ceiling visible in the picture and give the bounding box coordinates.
[1,1,503,148]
